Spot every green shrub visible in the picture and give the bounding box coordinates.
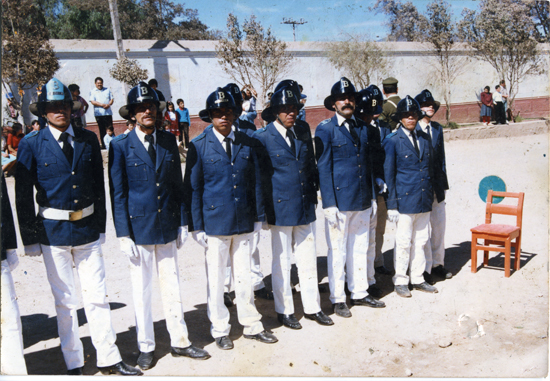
[446,121,459,129]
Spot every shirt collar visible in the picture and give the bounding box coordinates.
[273,120,295,138]
[418,119,431,133]
[49,124,75,141]
[335,113,357,127]
[400,124,419,137]
[135,125,157,145]
[212,126,235,145]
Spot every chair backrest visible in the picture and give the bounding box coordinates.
[485,190,525,229]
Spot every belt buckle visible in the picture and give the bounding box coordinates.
[69,210,83,221]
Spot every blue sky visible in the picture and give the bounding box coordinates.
[178,0,479,41]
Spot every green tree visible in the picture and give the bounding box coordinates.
[216,13,293,109]
[325,33,391,90]
[458,0,547,115]
[2,0,59,107]
[371,0,428,41]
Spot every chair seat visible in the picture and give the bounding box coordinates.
[471,224,520,236]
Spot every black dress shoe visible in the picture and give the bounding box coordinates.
[351,295,386,308]
[332,302,352,318]
[395,285,412,298]
[254,287,274,300]
[67,367,83,375]
[423,271,435,285]
[243,330,278,344]
[432,265,452,279]
[215,336,234,350]
[224,292,234,307]
[137,351,154,370]
[98,361,143,376]
[412,282,438,293]
[304,311,334,326]
[171,345,211,360]
[375,266,393,275]
[277,313,302,329]
[367,284,383,298]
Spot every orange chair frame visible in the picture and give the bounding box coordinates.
[470,190,524,277]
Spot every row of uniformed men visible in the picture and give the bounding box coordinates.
[1,76,449,376]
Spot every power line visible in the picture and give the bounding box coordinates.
[281,18,307,41]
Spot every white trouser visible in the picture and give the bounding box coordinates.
[1,260,27,375]
[224,230,265,292]
[393,212,429,286]
[375,195,388,268]
[425,198,446,272]
[204,233,264,338]
[41,240,122,370]
[325,208,371,303]
[128,240,191,353]
[271,223,321,315]
[366,202,377,286]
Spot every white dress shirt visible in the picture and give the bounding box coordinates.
[273,120,296,147]
[135,126,157,151]
[49,124,75,149]
[212,127,235,154]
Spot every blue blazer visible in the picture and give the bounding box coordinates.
[109,129,187,245]
[376,119,392,142]
[235,118,257,137]
[2,173,17,260]
[253,122,318,227]
[427,121,449,202]
[382,125,434,214]
[314,115,377,212]
[184,127,263,236]
[15,127,106,246]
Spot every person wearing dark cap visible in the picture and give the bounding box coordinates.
[16,78,141,375]
[382,96,439,298]
[314,77,386,319]
[254,81,333,330]
[415,89,451,283]
[109,82,210,370]
[221,83,272,307]
[379,77,401,131]
[354,87,389,298]
[184,87,277,350]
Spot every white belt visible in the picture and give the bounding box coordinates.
[39,204,94,221]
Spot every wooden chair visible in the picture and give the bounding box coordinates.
[471,190,524,277]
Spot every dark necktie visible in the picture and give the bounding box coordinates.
[145,134,156,166]
[224,137,232,160]
[346,120,360,145]
[426,123,432,139]
[60,132,73,164]
[411,130,420,155]
[286,129,296,155]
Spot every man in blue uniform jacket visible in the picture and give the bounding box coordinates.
[184,88,277,350]
[220,83,273,306]
[109,82,210,370]
[1,173,26,375]
[415,89,452,283]
[314,77,386,319]
[254,82,333,330]
[15,78,141,376]
[383,96,439,298]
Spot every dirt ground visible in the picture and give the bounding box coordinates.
[4,121,549,378]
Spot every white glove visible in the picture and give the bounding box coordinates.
[6,249,19,271]
[99,233,106,245]
[193,231,208,248]
[24,244,42,257]
[376,178,387,194]
[387,209,400,223]
[119,237,139,259]
[371,199,378,217]
[176,226,188,249]
[254,221,262,232]
[324,206,338,227]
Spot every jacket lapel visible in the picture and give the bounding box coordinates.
[268,123,294,156]
[231,132,243,162]
[129,129,155,169]
[155,132,168,171]
[43,127,71,169]
[72,127,85,169]
[207,128,231,162]
[415,125,424,160]
[294,124,305,159]
[398,126,419,158]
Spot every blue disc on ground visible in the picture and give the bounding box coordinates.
[478,176,506,203]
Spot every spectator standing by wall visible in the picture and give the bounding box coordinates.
[89,77,114,149]
[175,99,190,147]
[68,84,89,129]
[493,85,506,125]
[499,80,509,123]
[480,86,493,126]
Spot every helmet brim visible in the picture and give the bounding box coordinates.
[391,110,423,122]
[199,109,211,123]
[324,96,335,111]
[119,101,165,120]
[29,101,82,117]
[261,107,275,123]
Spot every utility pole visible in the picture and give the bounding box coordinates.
[281,18,307,42]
